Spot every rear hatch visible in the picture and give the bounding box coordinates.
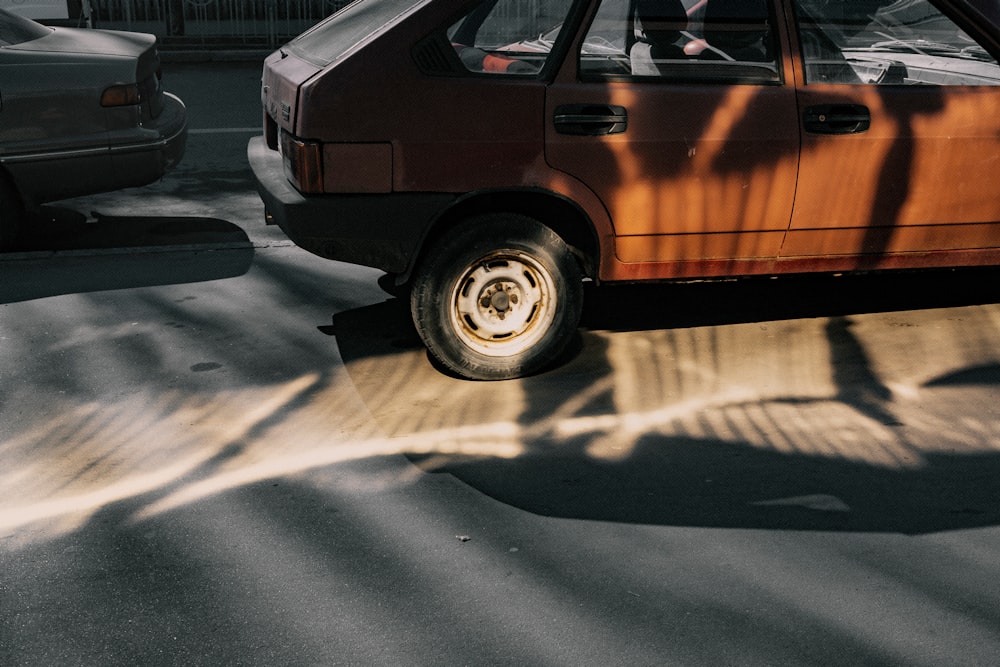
[262,0,430,137]
[260,50,322,139]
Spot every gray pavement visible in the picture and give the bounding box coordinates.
[3,61,1000,666]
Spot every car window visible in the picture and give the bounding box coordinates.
[793,0,1000,85]
[580,0,781,83]
[0,8,51,47]
[445,0,576,76]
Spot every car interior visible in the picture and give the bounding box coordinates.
[438,0,998,87]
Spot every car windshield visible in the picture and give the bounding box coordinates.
[0,8,51,46]
[288,0,432,66]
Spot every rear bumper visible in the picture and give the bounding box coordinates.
[1,92,187,205]
[110,92,188,179]
[247,135,453,274]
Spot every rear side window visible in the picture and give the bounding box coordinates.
[793,0,1000,85]
[0,9,51,46]
[444,0,576,75]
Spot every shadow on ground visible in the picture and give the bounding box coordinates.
[579,265,1000,332]
[328,268,1000,535]
[1,206,254,303]
[405,436,1000,535]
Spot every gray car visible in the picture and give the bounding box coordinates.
[0,8,187,249]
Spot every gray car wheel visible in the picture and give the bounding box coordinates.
[410,213,583,380]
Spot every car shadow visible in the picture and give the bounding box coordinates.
[329,268,1000,535]
[579,266,1000,332]
[407,433,1000,535]
[0,206,254,304]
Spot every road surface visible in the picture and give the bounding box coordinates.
[2,61,1000,666]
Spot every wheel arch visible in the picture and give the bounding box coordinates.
[412,188,601,281]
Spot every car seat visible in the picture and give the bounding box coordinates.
[629,0,689,75]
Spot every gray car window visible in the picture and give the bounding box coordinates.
[0,9,51,46]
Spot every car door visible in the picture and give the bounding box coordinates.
[545,0,801,279]
[782,0,1000,265]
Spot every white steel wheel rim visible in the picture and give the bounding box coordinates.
[449,250,558,358]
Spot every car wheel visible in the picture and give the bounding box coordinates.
[0,177,23,251]
[410,213,583,380]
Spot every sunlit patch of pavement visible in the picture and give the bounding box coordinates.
[4,269,998,543]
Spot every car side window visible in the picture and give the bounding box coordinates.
[793,0,1000,85]
[445,0,575,76]
[580,0,781,83]
[0,9,51,46]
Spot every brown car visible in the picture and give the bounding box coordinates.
[249,0,1000,380]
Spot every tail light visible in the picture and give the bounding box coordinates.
[280,131,323,194]
[101,84,141,107]
[277,130,393,194]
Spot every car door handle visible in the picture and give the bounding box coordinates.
[803,104,871,134]
[554,104,628,136]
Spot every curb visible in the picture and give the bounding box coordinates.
[0,240,295,262]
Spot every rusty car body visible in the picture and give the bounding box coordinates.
[249,0,1000,379]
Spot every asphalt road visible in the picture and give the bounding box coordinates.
[2,62,1000,666]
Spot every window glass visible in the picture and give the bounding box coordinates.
[0,8,51,47]
[580,0,780,83]
[793,0,1000,85]
[447,0,576,75]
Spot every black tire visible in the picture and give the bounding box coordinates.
[410,213,584,380]
[0,177,23,252]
